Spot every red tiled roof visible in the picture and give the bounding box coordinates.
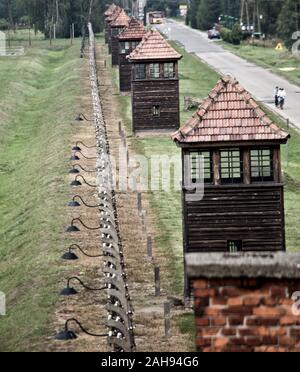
[110,9,130,28]
[107,6,121,22]
[118,18,146,40]
[172,76,289,144]
[128,29,182,61]
[105,4,116,17]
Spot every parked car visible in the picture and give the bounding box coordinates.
[208,29,221,40]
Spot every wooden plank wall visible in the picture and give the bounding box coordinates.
[119,53,133,92]
[132,79,180,132]
[183,185,285,252]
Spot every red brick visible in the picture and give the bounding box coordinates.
[193,280,208,289]
[194,288,216,298]
[195,317,210,327]
[228,337,246,346]
[246,317,279,327]
[244,337,263,347]
[211,317,227,326]
[223,346,254,353]
[222,306,253,316]
[222,328,236,336]
[202,327,220,337]
[228,298,244,306]
[279,337,295,347]
[290,327,300,337]
[262,336,278,345]
[204,307,222,317]
[253,307,285,318]
[196,337,211,348]
[270,328,287,337]
[212,297,227,306]
[261,297,277,307]
[214,338,229,348]
[239,328,260,337]
[243,296,261,307]
[220,287,240,297]
[270,287,288,298]
[228,316,244,326]
[280,316,298,326]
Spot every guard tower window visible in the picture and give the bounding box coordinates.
[190,151,212,184]
[220,149,243,184]
[150,63,160,79]
[251,149,273,182]
[120,42,129,54]
[131,41,139,49]
[228,240,243,253]
[164,63,175,79]
[135,64,146,80]
[152,105,161,117]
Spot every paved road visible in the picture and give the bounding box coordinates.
[157,20,300,131]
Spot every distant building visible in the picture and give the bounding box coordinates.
[118,18,146,93]
[179,5,188,17]
[110,9,130,66]
[128,29,182,133]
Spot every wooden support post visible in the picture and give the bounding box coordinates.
[243,149,251,185]
[141,210,147,235]
[164,302,172,337]
[147,236,153,258]
[155,266,160,296]
[137,192,142,214]
[118,121,122,136]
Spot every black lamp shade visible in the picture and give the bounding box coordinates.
[55,330,77,340]
[70,180,82,187]
[69,168,80,174]
[70,155,80,161]
[66,225,80,233]
[61,251,79,260]
[68,201,81,207]
[72,146,82,151]
[60,286,78,296]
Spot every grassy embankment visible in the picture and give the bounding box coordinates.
[221,41,300,87]
[0,32,83,351]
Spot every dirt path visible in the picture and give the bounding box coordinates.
[96,42,193,352]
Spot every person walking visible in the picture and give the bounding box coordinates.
[274,86,279,108]
[278,88,286,110]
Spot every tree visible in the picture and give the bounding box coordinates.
[277,0,300,48]
[197,0,221,30]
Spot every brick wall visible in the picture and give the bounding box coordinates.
[193,278,300,352]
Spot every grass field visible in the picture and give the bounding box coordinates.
[108,39,300,297]
[0,33,83,351]
[221,42,300,87]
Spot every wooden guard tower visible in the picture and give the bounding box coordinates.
[118,18,146,93]
[172,76,290,293]
[110,9,130,66]
[128,29,182,133]
[104,3,117,44]
[107,6,121,54]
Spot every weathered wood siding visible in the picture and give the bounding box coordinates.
[119,53,132,92]
[132,79,180,132]
[111,32,122,66]
[183,185,286,252]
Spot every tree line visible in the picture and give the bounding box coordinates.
[187,0,300,48]
[0,0,123,38]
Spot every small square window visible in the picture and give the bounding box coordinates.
[251,149,273,182]
[220,149,243,184]
[190,151,213,184]
[228,240,242,253]
[135,64,146,80]
[164,63,175,78]
[150,63,160,79]
[152,105,160,117]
